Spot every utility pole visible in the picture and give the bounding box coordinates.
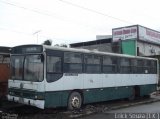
[33,30,41,44]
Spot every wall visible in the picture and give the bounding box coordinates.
[137,41,160,56]
[72,43,112,53]
[121,40,136,56]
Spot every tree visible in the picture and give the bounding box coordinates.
[54,43,68,47]
[43,39,52,45]
[60,44,67,47]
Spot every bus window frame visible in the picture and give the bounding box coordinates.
[84,54,101,74]
[24,54,44,82]
[102,55,118,74]
[63,51,83,73]
[46,50,63,83]
[11,54,44,82]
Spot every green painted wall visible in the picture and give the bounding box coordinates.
[121,40,136,56]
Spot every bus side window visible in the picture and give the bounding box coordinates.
[102,56,117,73]
[150,60,157,74]
[46,56,62,82]
[137,60,144,73]
[84,54,101,73]
[120,58,131,73]
[144,60,151,73]
[47,56,62,73]
[63,52,82,73]
[131,59,137,73]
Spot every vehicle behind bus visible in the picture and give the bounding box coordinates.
[0,47,10,99]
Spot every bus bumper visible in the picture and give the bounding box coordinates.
[7,95,45,109]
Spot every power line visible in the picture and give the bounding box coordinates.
[0,0,71,21]
[0,0,101,31]
[0,26,31,36]
[58,0,134,24]
[0,26,67,42]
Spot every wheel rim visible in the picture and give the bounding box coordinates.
[71,96,80,108]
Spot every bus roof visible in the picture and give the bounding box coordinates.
[43,45,157,61]
[11,44,157,60]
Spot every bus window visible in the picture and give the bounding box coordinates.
[137,60,144,73]
[144,60,151,73]
[47,56,62,73]
[64,52,82,73]
[84,54,101,73]
[103,56,117,73]
[46,56,62,82]
[150,60,157,74]
[131,59,137,73]
[120,58,131,73]
[24,55,43,82]
[11,56,24,80]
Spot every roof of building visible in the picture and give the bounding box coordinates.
[70,36,112,47]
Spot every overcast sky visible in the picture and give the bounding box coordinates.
[0,0,160,47]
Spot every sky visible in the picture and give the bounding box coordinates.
[0,0,160,47]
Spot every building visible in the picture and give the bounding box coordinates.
[112,25,160,56]
[70,25,160,57]
[70,35,113,52]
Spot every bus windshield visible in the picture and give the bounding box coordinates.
[11,54,44,82]
[11,56,24,80]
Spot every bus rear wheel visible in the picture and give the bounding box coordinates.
[68,91,82,110]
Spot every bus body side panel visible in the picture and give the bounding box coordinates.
[8,80,45,109]
[83,86,132,104]
[44,74,84,108]
[44,73,157,108]
[44,91,69,108]
[83,84,156,104]
[140,84,157,96]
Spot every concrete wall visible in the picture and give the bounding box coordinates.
[72,43,112,53]
[137,41,160,56]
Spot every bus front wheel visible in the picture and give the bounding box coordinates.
[68,91,82,110]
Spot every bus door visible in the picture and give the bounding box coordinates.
[44,50,63,106]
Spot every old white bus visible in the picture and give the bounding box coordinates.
[8,45,158,110]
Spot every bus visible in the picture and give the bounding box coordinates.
[0,47,10,99]
[7,45,158,110]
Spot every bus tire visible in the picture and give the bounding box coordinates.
[68,91,82,110]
